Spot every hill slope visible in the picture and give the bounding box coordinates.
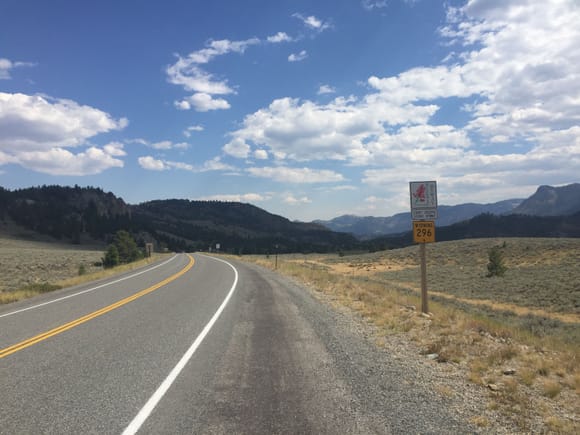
[132,199,357,254]
[0,186,357,254]
[511,183,580,216]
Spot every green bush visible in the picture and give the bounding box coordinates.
[113,230,143,263]
[102,244,120,268]
[487,245,507,277]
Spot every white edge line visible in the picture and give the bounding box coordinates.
[0,255,179,319]
[122,255,239,435]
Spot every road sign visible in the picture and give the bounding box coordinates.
[410,181,438,220]
[413,220,435,243]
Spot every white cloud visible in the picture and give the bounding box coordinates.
[223,138,251,158]
[190,93,231,112]
[288,50,308,62]
[167,62,233,95]
[0,92,127,175]
[253,149,268,160]
[0,58,34,79]
[197,193,270,202]
[150,140,189,150]
[0,92,127,151]
[201,156,235,172]
[292,13,332,32]
[138,155,233,173]
[185,38,260,65]
[183,125,204,137]
[17,146,125,176]
[223,0,580,209]
[283,195,312,205]
[167,37,262,112]
[224,96,436,163]
[134,139,189,150]
[175,93,231,112]
[361,0,387,11]
[138,156,168,171]
[317,84,336,95]
[267,32,292,43]
[247,166,344,183]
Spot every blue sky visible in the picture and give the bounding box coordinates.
[1,0,579,221]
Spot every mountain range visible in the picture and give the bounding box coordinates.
[0,183,579,254]
[316,183,580,239]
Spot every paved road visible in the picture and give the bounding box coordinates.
[0,253,474,434]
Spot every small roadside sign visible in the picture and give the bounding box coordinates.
[410,181,438,220]
[413,221,435,243]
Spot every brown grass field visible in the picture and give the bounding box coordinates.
[0,226,165,304]
[241,237,580,433]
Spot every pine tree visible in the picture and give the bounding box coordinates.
[487,245,507,277]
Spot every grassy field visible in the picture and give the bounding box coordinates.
[0,231,167,304]
[240,237,580,433]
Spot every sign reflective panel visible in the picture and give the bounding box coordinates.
[410,181,438,220]
[413,220,435,243]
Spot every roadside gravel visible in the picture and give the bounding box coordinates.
[242,261,517,434]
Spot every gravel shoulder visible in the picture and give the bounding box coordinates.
[233,260,514,434]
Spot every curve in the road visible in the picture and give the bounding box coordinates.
[122,254,239,435]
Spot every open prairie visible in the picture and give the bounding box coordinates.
[283,238,580,340]
[0,234,104,295]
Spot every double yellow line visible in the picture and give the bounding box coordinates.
[0,255,195,360]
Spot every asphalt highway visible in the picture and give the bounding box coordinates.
[0,253,473,434]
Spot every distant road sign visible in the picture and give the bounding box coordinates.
[410,181,438,220]
[413,220,435,243]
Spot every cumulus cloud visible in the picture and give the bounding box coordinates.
[317,84,336,95]
[0,92,127,175]
[283,195,312,205]
[138,155,233,173]
[247,166,344,183]
[223,96,438,163]
[183,125,204,137]
[175,93,231,112]
[253,149,268,160]
[17,146,125,176]
[167,37,263,111]
[0,58,34,79]
[267,32,293,43]
[196,193,270,202]
[361,0,387,10]
[292,13,332,32]
[138,156,168,171]
[223,138,251,159]
[288,50,308,62]
[223,0,580,206]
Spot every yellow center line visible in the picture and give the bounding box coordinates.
[0,254,195,360]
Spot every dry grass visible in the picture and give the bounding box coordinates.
[239,238,580,433]
[0,232,170,305]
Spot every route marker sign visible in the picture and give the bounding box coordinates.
[410,181,438,220]
[409,180,438,314]
[413,221,435,243]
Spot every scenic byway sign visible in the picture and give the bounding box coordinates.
[409,181,438,220]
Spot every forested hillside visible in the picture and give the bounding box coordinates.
[0,186,357,254]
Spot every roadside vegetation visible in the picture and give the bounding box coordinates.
[0,231,165,305]
[239,238,579,433]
